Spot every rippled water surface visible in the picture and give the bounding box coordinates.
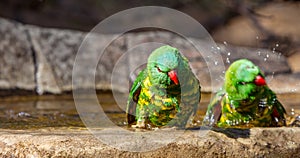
[0,92,299,129]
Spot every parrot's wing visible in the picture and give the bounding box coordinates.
[203,89,225,126]
[271,94,287,126]
[126,69,147,125]
[189,77,201,118]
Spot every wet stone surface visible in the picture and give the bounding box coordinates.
[0,127,299,157]
[0,92,299,157]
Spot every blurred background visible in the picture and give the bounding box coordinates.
[2,0,239,32]
[0,0,299,55]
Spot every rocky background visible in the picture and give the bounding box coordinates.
[0,1,299,96]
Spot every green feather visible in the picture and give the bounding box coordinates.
[126,45,201,128]
[203,59,286,128]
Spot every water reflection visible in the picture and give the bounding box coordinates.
[0,92,299,129]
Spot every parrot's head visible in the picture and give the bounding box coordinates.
[225,59,266,106]
[147,45,183,88]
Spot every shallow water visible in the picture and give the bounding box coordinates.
[0,92,299,129]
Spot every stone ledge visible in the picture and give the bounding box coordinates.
[0,127,299,157]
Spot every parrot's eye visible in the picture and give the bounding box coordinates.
[238,81,247,85]
[156,66,162,72]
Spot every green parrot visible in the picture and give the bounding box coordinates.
[203,59,286,128]
[126,45,201,128]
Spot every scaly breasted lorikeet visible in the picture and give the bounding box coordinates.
[126,45,201,128]
[203,59,286,128]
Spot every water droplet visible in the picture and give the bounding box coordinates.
[17,112,31,117]
[256,36,259,39]
[223,41,228,45]
[217,47,221,50]
[214,61,218,65]
[219,75,225,80]
[266,72,275,83]
[227,52,231,56]
[266,54,269,58]
[264,58,267,61]
[277,53,282,59]
[275,43,279,47]
[291,108,295,115]
[257,51,261,56]
[226,58,230,64]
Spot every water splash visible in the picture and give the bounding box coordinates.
[291,108,295,116]
[263,53,270,62]
[226,57,231,64]
[293,83,300,93]
[257,51,261,56]
[214,61,218,65]
[266,72,275,83]
[219,75,225,81]
[17,112,31,117]
[278,53,282,59]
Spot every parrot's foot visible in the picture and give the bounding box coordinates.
[131,120,146,128]
[287,115,300,127]
[160,126,182,130]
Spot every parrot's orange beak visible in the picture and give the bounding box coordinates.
[168,70,179,85]
[254,75,266,86]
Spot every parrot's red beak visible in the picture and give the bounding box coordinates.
[254,75,266,86]
[168,70,179,85]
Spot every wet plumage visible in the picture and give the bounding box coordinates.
[126,45,201,128]
[203,59,286,128]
